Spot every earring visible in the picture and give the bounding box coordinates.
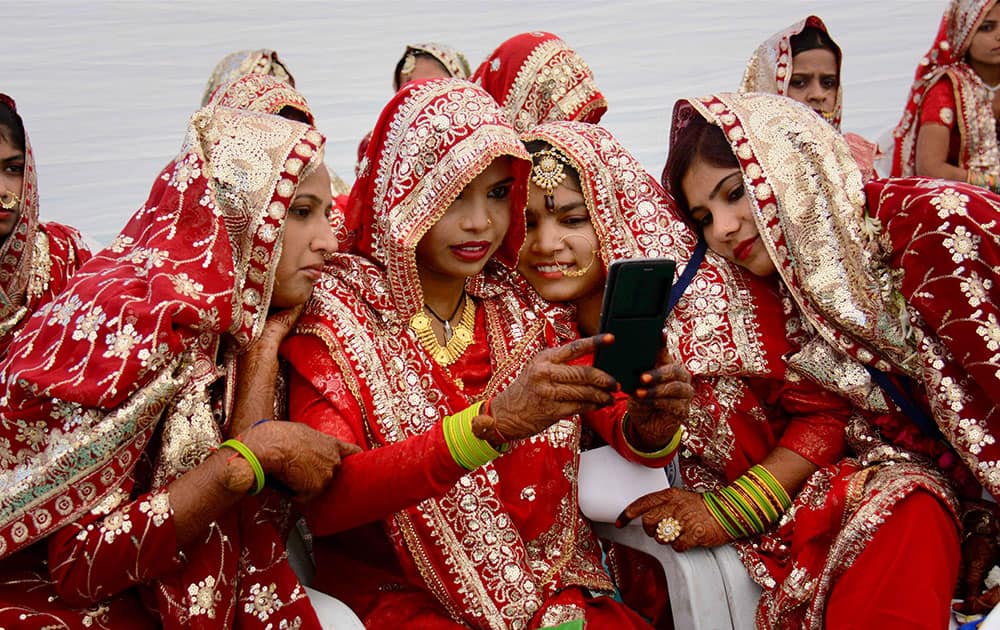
[487,217,493,226]
[531,148,571,212]
[0,191,19,210]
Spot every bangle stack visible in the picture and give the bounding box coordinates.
[443,401,505,470]
[967,170,1000,195]
[220,438,266,495]
[702,464,791,540]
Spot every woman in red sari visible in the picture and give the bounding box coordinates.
[0,105,358,628]
[0,94,91,360]
[473,32,607,133]
[283,78,688,629]
[636,90,1000,627]
[892,0,1000,190]
[740,15,881,181]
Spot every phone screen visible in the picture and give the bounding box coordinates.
[593,258,676,393]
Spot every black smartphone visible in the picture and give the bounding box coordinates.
[592,258,676,394]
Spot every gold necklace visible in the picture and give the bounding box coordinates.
[409,294,476,367]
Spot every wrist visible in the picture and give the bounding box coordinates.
[219,439,266,495]
[219,451,256,494]
[623,410,680,454]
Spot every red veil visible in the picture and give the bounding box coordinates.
[200,48,296,106]
[473,32,607,133]
[892,0,999,176]
[0,106,327,627]
[287,79,629,628]
[0,94,90,358]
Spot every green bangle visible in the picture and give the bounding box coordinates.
[622,413,684,459]
[748,465,791,510]
[442,401,503,471]
[220,439,266,496]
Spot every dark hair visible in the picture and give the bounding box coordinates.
[277,105,312,125]
[393,51,450,91]
[790,26,842,67]
[662,115,738,213]
[525,140,583,191]
[0,100,26,153]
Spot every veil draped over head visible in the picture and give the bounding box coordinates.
[676,91,1000,497]
[0,105,325,558]
[892,0,999,176]
[473,32,607,133]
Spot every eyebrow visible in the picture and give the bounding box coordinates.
[293,193,325,205]
[555,200,587,214]
[710,172,741,200]
[493,176,515,187]
[0,152,25,162]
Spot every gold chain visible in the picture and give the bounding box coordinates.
[409,294,476,367]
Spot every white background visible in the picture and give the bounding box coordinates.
[9,0,944,243]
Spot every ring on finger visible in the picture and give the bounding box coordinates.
[655,516,682,544]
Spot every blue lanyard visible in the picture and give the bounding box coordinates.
[667,239,707,315]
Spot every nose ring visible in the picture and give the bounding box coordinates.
[0,191,19,211]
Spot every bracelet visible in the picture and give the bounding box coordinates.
[967,170,1000,195]
[220,439,266,495]
[701,464,790,539]
[251,418,271,429]
[442,402,505,470]
[621,412,684,459]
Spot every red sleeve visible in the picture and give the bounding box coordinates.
[772,379,851,468]
[45,486,182,607]
[584,393,677,467]
[283,334,468,536]
[919,78,958,129]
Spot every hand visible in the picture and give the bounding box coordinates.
[256,303,306,350]
[626,360,693,451]
[491,334,618,442]
[230,304,306,435]
[242,421,362,501]
[618,488,730,551]
[954,584,1000,615]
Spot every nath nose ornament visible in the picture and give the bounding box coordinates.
[0,191,19,210]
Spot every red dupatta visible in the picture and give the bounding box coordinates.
[520,122,791,490]
[293,79,615,629]
[681,91,1000,497]
[0,94,91,357]
[892,0,999,176]
[0,106,326,626]
[473,32,607,133]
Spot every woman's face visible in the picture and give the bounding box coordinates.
[682,156,777,277]
[787,48,839,119]
[0,131,25,243]
[518,180,603,304]
[270,163,338,309]
[968,3,1000,68]
[415,157,513,284]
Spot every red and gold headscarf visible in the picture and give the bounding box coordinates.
[892,0,999,176]
[680,91,1000,497]
[0,105,325,557]
[473,32,607,133]
[0,94,90,358]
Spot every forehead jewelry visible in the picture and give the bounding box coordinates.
[0,191,19,211]
[531,148,571,212]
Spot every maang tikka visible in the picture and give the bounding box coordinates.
[531,147,571,211]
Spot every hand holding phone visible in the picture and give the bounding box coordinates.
[592,258,676,393]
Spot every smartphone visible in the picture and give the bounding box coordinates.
[592,258,676,394]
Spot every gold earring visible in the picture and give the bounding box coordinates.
[531,147,571,212]
[0,191,19,210]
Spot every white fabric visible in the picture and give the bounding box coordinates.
[305,586,366,630]
[578,445,671,523]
